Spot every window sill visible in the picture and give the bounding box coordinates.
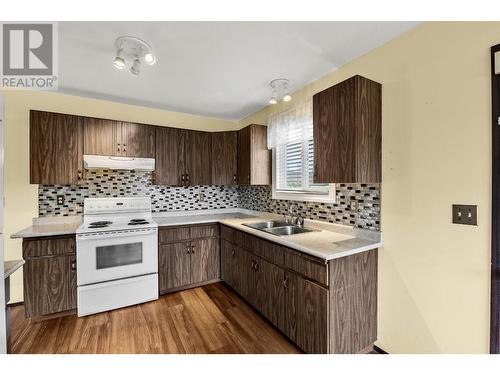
[272,186,335,203]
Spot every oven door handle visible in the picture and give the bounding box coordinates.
[77,230,157,241]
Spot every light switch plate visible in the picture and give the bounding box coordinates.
[452,204,477,226]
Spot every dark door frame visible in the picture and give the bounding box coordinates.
[491,44,500,354]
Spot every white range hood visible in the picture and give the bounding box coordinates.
[84,154,155,171]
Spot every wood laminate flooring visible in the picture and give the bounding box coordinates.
[9,282,302,354]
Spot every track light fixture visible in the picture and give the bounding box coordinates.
[113,36,156,76]
[269,78,292,105]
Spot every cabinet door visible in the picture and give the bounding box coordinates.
[282,271,299,343]
[121,122,155,158]
[30,111,83,185]
[23,256,72,317]
[68,255,77,310]
[237,126,251,185]
[159,242,191,292]
[238,250,255,304]
[155,127,186,186]
[258,257,285,328]
[313,75,381,183]
[297,278,329,354]
[248,125,271,185]
[221,241,241,292]
[211,131,237,185]
[190,238,220,284]
[83,117,120,156]
[221,240,233,287]
[185,130,212,185]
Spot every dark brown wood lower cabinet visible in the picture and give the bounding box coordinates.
[159,242,191,291]
[22,236,77,318]
[221,240,241,291]
[220,225,377,354]
[297,278,329,354]
[158,225,220,294]
[190,238,220,284]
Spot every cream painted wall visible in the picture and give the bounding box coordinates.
[1,90,239,304]
[241,22,496,353]
[2,21,496,353]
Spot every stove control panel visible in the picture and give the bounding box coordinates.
[83,197,151,215]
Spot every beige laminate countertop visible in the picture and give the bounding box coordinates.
[11,210,382,261]
[10,222,81,239]
[152,211,381,261]
[4,259,24,279]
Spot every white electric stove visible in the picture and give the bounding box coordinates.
[76,197,158,317]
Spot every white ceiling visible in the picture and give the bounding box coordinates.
[58,22,419,121]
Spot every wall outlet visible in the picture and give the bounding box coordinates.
[197,193,205,202]
[452,204,477,226]
[57,195,65,205]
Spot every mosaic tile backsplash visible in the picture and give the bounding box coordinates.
[38,169,380,230]
[238,184,380,230]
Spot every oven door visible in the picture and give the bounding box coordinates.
[77,229,158,286]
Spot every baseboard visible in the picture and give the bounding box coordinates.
[372,345,388,354]
[160,278,222,295]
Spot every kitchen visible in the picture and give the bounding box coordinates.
[0,14,498,367]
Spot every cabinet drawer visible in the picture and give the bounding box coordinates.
[284,248,328,286]
[260,240,284,267]
[239,231,262,255]
[190,224,219,239]
[221,225,239,245]
[158,227,191,244]
[23,236,76,258]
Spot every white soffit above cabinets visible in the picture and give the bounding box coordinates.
[57,21,419,121]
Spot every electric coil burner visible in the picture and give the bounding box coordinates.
[76,197,158,317]
[88,221,112,228]
[128,218,149,225]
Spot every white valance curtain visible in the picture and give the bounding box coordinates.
[267,99,313,149]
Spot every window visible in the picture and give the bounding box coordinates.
[268,101,334,203]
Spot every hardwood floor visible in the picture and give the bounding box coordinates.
[9,282,302,354]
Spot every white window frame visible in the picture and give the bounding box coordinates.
[272,147,335,203]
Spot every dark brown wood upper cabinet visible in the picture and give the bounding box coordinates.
[313,75,381,183]
[83,117,120,156]
[237,124,271,185]
[155,127,212,186]
[84,118,155,158]
[30,110,83,185]
[121,122,155,158]
[185,130,212,185]
[155,126,186,186]
[211,131,237,185]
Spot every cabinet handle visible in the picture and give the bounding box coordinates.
[186,244,191,254]
[191,245,195,254]
[254,260,259,272]
[231,249,235,257]
[71,261,76,271]
[251,260,255,270]
[233,174,237,183]
[283,275,289,289]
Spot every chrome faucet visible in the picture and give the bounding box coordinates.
[284,205,304,226]
[284,205,294,224]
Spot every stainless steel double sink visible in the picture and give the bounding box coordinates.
[242,220,318,236]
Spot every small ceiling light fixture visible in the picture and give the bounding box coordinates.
[269,78,292,105]
[113,36,156,76]
[130,58,141,76]
[113,48,126,69]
